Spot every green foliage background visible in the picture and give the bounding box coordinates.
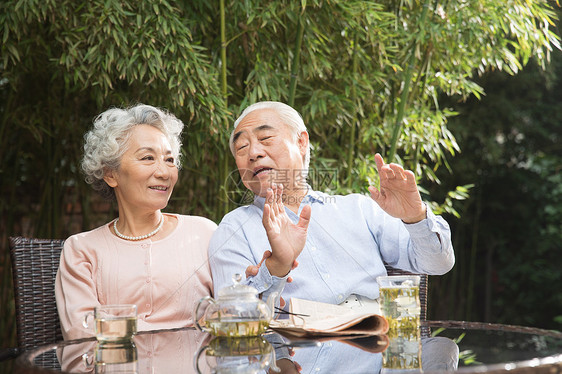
[430,51,562,330]
[1,0,561,354]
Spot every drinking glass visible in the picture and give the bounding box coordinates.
[84,305,138,343]
[376,275,421,334]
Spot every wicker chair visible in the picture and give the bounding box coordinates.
[1,237,65,362]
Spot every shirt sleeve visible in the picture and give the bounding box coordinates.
[401,206,455,275]
[367,197,455,275]
[55,236,100,340]
[208,220,288,299]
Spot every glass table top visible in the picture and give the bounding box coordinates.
[15,321,562,373]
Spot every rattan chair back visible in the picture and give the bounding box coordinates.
[9,236,64,352]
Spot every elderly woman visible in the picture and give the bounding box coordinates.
[55,104,216,340]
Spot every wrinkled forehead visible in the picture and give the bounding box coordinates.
[236,108,283,128]
[232,124,277,144]
[232,108,287,140]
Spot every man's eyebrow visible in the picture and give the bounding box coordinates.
[254,124,275,132]
[232,131,243,144]
[232,124,275,144]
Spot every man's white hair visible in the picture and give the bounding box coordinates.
[229,101,310,171]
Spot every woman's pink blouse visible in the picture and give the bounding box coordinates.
[55,214,216,340]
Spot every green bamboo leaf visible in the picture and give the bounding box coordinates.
[6,44,20,62]
[2,22,9,44]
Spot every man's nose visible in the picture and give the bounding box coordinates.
[248,142,265,161]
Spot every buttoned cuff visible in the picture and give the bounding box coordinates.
[402,205,445,253]
[252,261,288,295]
[403,204,433,232]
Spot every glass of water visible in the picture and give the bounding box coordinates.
[376,275,421,334]
[84,304,138,343]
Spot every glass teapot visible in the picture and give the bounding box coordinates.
[194,274,278,337]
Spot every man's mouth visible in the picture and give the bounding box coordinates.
[253,167,272,177]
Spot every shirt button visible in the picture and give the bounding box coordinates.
[146,277,151,283]
[311,247,317,252]
[338,294,343,300]
[324,274,331,279]
[146,303,151,308]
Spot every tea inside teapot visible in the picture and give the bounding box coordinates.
[206,318,270,337]
[195,274,278,337]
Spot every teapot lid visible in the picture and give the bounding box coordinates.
[217,274,259,298]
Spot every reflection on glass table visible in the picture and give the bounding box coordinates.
[80,340,138,373]
[55,328,213,373]
[265,332,457,373]
[15,321,562,374]
[196,335,280,373]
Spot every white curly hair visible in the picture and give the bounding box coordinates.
[82,104,184,200]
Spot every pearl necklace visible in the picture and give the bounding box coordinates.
[113,215,164,241]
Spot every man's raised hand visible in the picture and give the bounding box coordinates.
[262,183,311,277]
[368,153,426,223]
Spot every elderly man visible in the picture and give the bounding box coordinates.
[208,101,454,311]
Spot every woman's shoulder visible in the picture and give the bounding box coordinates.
[167,214,217,246]
[173,214,218,231]
[62,223,112,259]
[65,223,111,243]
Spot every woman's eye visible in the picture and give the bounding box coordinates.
[166,157,175,163]
[141,155,154,161]
[260,136,272,141]
[237,144,248,151]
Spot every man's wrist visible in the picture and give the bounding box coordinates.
[265,258,291,277]
[402,204,427,224]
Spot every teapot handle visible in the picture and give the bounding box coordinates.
[194,344,209,374]
[194,296,216,332]
[269,340,281,373]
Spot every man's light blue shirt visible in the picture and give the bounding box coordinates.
[208,188,454,306]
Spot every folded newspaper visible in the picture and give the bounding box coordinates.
[269,297,389,338]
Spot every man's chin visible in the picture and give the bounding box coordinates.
[244,182,270,197]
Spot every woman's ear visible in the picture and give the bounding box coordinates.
[103,169,118,188]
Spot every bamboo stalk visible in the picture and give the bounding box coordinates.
[288,10,305,107]
[220,0,230,217]
[347,32,360,188]
[466,184,482,320]
[220,0,227,101]
[387,0,431,162]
